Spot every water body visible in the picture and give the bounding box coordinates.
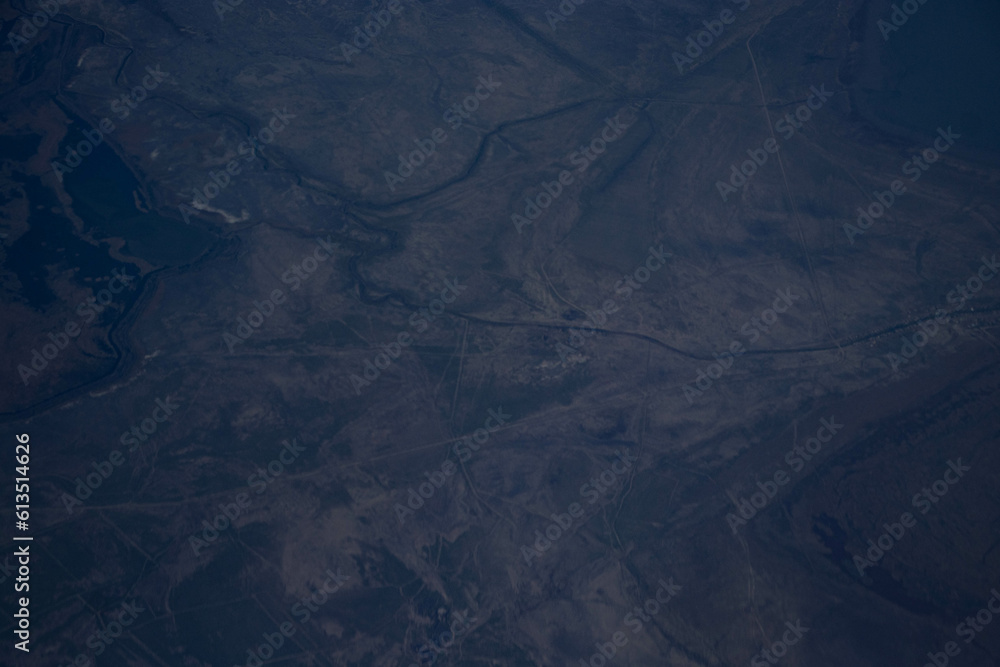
[5,173,123,310]
[55,106,215,266]
[2,109,220,411]
[7,109,216,311]
[858,0,1000,155]
[0,133,41,162]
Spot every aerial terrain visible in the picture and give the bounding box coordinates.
[1,0,999,665]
